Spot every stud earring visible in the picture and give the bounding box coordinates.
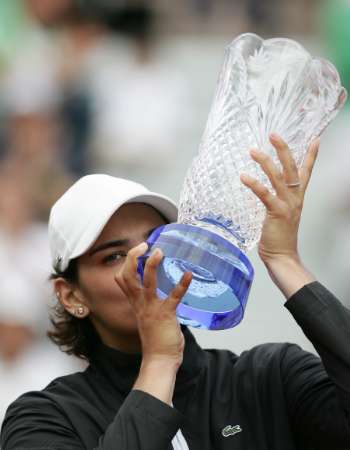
[75,306,85,317]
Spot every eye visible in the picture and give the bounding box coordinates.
[102,251,127,265]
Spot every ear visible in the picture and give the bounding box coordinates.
[53,278,90,319]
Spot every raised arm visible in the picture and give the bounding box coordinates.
[240,133,319,298]
[241,134,350,449]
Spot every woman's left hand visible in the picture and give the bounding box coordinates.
[240,133,320,297]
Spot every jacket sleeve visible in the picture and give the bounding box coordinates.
[1,390,183,450]
[282,281,350,449]
[95,390,183,449]
[0,393,84,450]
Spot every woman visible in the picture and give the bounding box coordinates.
[1,135,350,450]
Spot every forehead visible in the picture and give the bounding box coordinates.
[96,202,166,241]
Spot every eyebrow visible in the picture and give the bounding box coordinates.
[88,227,159,256]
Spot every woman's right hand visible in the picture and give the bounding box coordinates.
[114,242,192,367]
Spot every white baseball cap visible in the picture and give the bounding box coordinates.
[48,174,178,272]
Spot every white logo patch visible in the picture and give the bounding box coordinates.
[222,424,242,437]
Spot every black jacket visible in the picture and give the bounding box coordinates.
[1,281,350,449]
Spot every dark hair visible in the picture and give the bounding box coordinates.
[48,259,99,361]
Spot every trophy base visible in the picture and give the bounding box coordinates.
[137,223,254,330]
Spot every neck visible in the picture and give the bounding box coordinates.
[99,331,142,354]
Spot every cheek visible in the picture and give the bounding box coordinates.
[79,266,136,325]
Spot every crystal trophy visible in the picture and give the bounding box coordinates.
[138,33,347,330]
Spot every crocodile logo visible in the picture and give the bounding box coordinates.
[222,424,242,438]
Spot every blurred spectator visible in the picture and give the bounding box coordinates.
[0,47,73,221]
[84,5,195,189]
[0,174,83,424]
[22,0,105,177]
[0,0,196,188]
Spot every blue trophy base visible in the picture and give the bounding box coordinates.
[137,223,254,330]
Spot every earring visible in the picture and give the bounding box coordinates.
[75,306,85,317]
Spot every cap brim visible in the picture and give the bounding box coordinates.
[69,192,178,262]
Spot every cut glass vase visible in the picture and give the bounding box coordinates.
[138,33,347,330]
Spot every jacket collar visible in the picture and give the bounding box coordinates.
[89,326,205,394]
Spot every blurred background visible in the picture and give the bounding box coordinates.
[0,0,349,425]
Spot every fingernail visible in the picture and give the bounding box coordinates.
[240,173,253,183]
[249,149,259,158]
[270,133,279,140]
[151,247,162,258]
[137,242,148,252]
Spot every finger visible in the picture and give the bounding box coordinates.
[119,242,148,295]
[240,173,283,212]
[167,272,192,311]
[114,271,129,297]
[143,248,163,301]
[299,138,320,193]
[249,149,288,198]
[269,133,299,186]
